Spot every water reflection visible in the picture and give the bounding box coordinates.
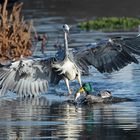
[0,97,140,139]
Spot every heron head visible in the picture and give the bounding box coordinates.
[63,24,70,34]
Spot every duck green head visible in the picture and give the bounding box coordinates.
[75,82,93,101]
[77,82,93,93]
[82,83,93,93]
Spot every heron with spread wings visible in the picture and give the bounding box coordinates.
[0,24,140,97]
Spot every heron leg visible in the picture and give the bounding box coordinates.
[77,73,82,87]
[64,77,72,95]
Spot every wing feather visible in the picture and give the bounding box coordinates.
[75,36,140,73]
[30,82,36,96]
[19,79,25,96]
[43,80,48,93]
[27,80,31,96]
[23,79,27,97]
[0,58,52,97]
[123,35,140,55]
[0,70,16,95]
[34,81,39,96]
[39,81,43,93]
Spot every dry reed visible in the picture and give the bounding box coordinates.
[0,0,36,63]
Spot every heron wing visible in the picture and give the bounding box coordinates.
[0,57,54,97]
[122,35,140,55]
[75,36,140,73]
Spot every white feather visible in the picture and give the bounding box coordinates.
[30,82,36,96]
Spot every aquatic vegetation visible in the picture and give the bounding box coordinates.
[0,0,36,63]
[78,17,140,31]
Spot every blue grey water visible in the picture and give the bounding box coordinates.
[0,0,140,139]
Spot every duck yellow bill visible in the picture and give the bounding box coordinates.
[75,87,85,101]
[78,87,85,93]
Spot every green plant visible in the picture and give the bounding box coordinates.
[78,17,140,31]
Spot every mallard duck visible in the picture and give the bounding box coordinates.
[75,82,132,104]
[1,24,140,97]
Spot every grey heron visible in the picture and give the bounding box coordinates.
[1,24,140,97]
[51,24,82,94]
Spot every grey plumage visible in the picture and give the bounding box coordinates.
[0,24,140,97]
[75,36,140,74]
[51,24,82,94]
[0,58,50,97]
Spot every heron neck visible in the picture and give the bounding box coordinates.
[64,32,69,57]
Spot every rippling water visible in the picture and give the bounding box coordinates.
[0,0,140,139]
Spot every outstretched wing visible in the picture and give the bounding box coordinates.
[122,35,140,55]
[75,36,140,73]
[0,58,53,97]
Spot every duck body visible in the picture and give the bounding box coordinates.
[75,83,132,105]
[85,93,132,105]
